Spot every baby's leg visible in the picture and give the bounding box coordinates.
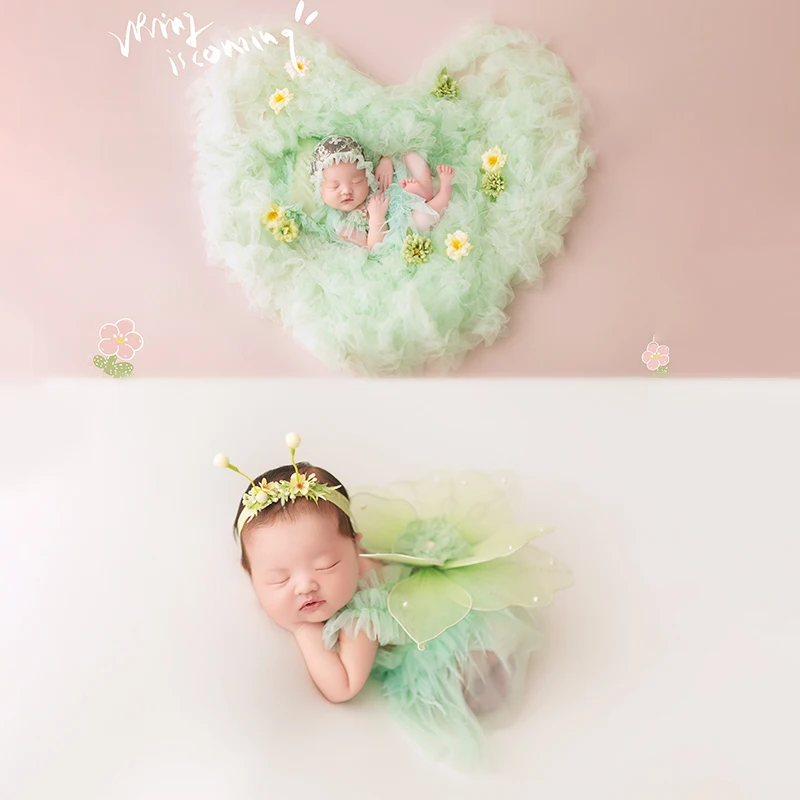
[411,165,455,231]
[461,650,512,716]
[411,209,435,232]
[426,165,454,217]
[400,151,434,201]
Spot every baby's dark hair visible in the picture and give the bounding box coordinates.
[233,461,356,575]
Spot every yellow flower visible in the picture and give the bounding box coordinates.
[285,57,312,79]
[290,471,312,496]
[268,88,294,114]
[261,202,285,229]
[444,230,473,262]
[272,217,299,243]
[481,146,508,173]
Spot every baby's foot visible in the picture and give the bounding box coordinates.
[436,164,455,187]
[400,178,434,201]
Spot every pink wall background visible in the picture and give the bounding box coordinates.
[4,0,799,377]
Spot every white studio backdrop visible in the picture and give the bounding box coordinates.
[1,378,798,799]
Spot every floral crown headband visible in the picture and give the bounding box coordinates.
[214,433,352,546]
[309,134,380,199]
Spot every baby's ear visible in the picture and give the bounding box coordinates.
[354,532,362,544]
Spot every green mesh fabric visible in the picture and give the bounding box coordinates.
[192,21,593,374]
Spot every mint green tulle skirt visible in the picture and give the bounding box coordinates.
[372,610,544,767]
[322,565,544,767]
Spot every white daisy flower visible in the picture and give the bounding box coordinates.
[445,230,474,262]
[268,88,294,114]
[481,146,508,173]
[285,57,312,79]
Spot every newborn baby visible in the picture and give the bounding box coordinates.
[310,135,455,251]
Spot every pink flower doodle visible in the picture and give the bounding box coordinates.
[642,339,669,371]
[98,318,144,361]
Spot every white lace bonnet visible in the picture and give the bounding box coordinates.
[309,135,380,199]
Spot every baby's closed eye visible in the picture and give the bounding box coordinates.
[318,561,340,571]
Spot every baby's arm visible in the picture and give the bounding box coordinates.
[294,622,379,703]
[339,227,369,248]
[374,157,393,191]
[338,195,390,250]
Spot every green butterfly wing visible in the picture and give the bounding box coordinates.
[359,552,445,567]
[412,471,525,547]
[443,525,553,569]
[350,492,417,553]
[445,545,572,611]
[387,568,472,647]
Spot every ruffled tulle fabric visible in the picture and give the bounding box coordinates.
[322,564,414,653]
[191,19,593,374]
[322,564,546,767]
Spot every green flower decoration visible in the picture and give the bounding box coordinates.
[431,67,460,100]
[351,472,573,649]
[401,227,433,266]
[272,216,300,243]
[481,170,507,201]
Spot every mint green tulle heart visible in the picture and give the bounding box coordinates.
[192,21,593,374]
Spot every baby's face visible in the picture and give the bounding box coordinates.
[320,161,370,210]
[246,504,361,629]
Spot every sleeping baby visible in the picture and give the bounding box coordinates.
[309,135,455,250]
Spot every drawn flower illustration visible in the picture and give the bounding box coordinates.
[444,230,473,262]
[285,57,312,78]
[98,319,143,361]
[642,340,670,371]
[268,88,294,113]
[93,354,134,378]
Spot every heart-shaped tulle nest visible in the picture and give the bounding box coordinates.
[191,20,593,375]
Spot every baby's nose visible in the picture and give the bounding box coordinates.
[295,577,319,594]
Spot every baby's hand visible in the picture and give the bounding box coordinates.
[368,192,389,221]
[375,157,393,191]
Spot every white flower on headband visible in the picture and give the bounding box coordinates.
[216,434,353,542]
[290,471,317,497]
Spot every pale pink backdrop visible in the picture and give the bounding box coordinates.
[3,0,798,377]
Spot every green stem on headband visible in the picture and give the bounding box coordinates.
[227,463,257,491]
[290,447,299,476]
